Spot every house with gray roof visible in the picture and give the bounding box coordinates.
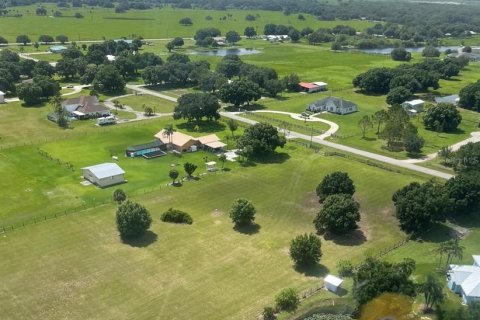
[62,96,110,119]
[307,97,358,115]
[447,255,480,304]
[435,94,460,106]
[82,163,125,187]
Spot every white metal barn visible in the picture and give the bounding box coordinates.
[324,274,344,293]
[82,163,125,187]
[0,90,5,103]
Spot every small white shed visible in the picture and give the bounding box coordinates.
[401,99,425,112]
[206,161,217,172]
[324,274,344,293]
[0,90,5,104]
[82,163,125,188]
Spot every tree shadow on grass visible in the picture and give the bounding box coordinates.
[176,121,227,133]
[294,263,329,278]
[223,103,266,112]
[334,287,349,297]
[449,210,480,229]
[233,223,261,235]
[417,223,457,243]
[324,229,367,246]
[122,230,158,248]
[250,152,290,164]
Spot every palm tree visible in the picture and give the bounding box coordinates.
[445,237,464,267]
[49,94,63,113]
[420,275,445,311]
[163,124,175,150]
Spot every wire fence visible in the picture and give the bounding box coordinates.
[0,172,224,235]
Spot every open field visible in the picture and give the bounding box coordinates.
[0,142,429,320]
[0,5,374,42]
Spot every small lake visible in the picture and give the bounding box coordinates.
[189,48,261,57]
[355,46,460,55]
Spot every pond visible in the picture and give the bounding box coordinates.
[189,48,261,57]
[355,46,461,55]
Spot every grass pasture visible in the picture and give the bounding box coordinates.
[0,5,374,42]
[0,143,426,320]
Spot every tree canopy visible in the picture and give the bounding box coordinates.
[423,103,462,132]
[229,198,256,226]
[316,171,355,202]
[115,200,152,240]
[314,194,360,235]
[353,257,416,306]
[289,233,322,267]
[392,181,450,234]
[237,122,286,157]
[173,92,220,123]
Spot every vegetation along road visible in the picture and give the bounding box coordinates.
[126,85,453,179]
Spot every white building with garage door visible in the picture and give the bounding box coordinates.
[82,163,125,188]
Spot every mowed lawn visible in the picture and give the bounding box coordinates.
[0,144,425,320]
[117,94,176,113]
[0,5,374,42]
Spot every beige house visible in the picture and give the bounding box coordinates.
[154,130,227,153]
[155,130,198,152]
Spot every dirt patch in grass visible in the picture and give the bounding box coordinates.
[299,191,319,216]
[211,209,224,217]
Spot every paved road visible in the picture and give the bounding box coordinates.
[221,112,454,180]
[108,85,456,179]
[403,131,480,164]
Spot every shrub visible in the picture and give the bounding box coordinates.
[113,188,127,203]
[161,208,193,224]
[275,288,299,312]
[263,306,276,320]
[337,259,354,277]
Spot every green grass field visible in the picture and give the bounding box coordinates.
[0,142,428,320]
[0,5,374,42]
[117,94,176,113]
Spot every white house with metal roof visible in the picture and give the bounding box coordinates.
[82,163,125,187]
[401,99,425,112]
[447,255,480,304]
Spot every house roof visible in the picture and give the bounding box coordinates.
[206,161,217,166]
[50,45,67,51]
[155,129,195,147]
[403,99,424,106]
[126,140,164,152]
[197,134,221,144]
[0,90,4,95]
[474,255,480,266]
[325,274,343,287]
[448,260,480,298]
[205,141,227,149]
[435,95,459,104]
[299,82,319,89]
[462,272,480,297]
[82,163,125,179]
[313,81,328,86]
[310,96,358,109]
[62,96,109,115]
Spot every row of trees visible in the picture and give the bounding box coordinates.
[392,169,480,234]
[353,57,469,104]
